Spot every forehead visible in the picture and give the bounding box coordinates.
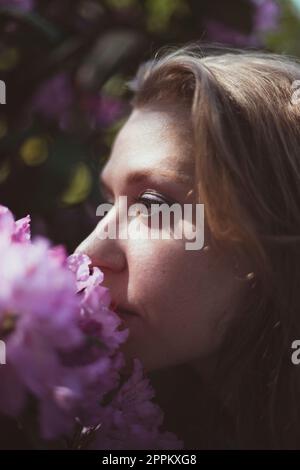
[103,107,194,179]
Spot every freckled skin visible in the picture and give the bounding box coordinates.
[76,104,250,373]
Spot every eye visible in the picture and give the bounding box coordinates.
[134,190,175,216]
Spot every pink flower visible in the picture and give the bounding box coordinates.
[31,73,74,122]
[0,206,125,440]
[88,359,183,450]
[0,205,182,448]
[253,0,280,32]
[80,94,125,129]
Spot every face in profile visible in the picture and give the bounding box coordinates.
[76,103,250,373]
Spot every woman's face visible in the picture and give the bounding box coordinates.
[76,103,249,373]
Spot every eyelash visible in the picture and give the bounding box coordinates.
[134,191,173,211]
[101,190,174,213]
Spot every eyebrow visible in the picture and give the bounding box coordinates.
[99,168,191,195]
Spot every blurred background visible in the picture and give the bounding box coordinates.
[0,0,297,252]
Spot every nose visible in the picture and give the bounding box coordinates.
[75,205,126,276]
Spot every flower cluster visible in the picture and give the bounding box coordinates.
[0,205,183,449]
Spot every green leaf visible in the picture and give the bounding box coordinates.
[77,30,143,92]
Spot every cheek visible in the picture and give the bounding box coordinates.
[124,242,214,365]
[127,238,200,310]
[124,240,246,371]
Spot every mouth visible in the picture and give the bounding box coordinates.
[110,301,139,318]
[115,308,138,317]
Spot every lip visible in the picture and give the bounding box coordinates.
[115,307,138,317]
[109,301,139,317]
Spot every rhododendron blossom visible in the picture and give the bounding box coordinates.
[0,205,183,450]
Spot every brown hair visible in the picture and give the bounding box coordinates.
[127,43,300,449]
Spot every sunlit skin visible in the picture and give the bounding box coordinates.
[76,103,252,375]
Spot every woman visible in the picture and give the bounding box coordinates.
[76,44,300,449]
